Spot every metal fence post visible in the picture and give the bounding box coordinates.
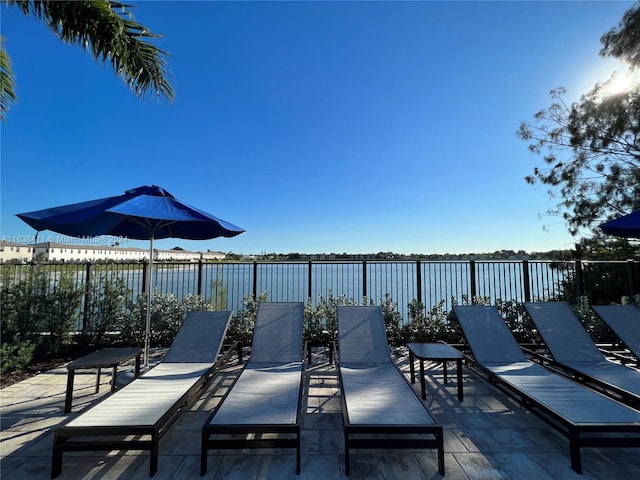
[197,259,204,296]
[252,261,258,300]
[308,261,313,301]
[469,260,476,303]
[416,260,422,305]
[82,262,93,331]
[362,260,367,300]
[522,260,531,302]
[574,260,583,300]
[627,259,637,302]
[142,261,149,295]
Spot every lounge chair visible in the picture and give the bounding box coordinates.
[200,302,305,475]
[524,301,640,406]
[336,306,444,476]
[591,304,640,362]
[51,310,237,478]
[453,305,640,474]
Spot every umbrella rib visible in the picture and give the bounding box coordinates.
[123,215,178,230]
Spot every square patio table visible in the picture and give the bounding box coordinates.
[407,342,464,402]
[64,347,142,413]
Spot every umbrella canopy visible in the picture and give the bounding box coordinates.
[17,185,244,240]
[599,210,640,239]
[17,185,245,367]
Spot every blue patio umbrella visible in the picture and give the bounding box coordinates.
[599,210,640,239]
[17,185,245,367]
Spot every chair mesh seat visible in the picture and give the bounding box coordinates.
[524,302,640,400]
[68,363,213,427]
[336,306,444,476]
[209,362,303,425]
[591,305,640,360]
[486,362,640,424]
[201,302,306,476]
[340,362,437,425]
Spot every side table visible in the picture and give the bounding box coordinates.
[407,342,464,402]
[64,347,142,413]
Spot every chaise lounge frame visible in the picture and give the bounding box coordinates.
[591,304,640,364]
[453,305,640,474]
[336,306,444,476]
[524,301,640,407]
[200,302,306,475]
[51,310,238,478]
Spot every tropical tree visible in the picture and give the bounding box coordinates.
[600,3,640,68]
[518,3,640,236]
[573,232,640,260]
[0,0,174,121]
[0,36,16,120]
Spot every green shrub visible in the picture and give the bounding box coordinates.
[118,291,219,347]
[83,274,132,348]
[44,271,83,354]
[304,291,356,345]
[1,266,82,356]
[572,296,618,343]
[209,269,228,310]
[494,299,538,344]
[0,266,49,343]
[150,293,186,345]
[399,299,430,343]
[0,341,35,375]
[121,290,182,347]
[226,292,269,346]
[399,298,462,345]
[379,293,402,346]
[182,293,215,313]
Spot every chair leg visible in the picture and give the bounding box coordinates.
[569,430,582,474]
[237,341,244,364]
[344,431,350,476]
[438,429,445,475]
[150,434,159,476]
[51,444,63,478]
[200,432,208,476]
[345,449,350,476]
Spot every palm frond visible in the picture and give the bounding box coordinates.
[5,0,174,101]
[0,35,18,122]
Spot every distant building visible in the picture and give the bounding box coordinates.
[32,242,149,262]
[0,241,225,263]
[201,251,226,261]
[0,241,34,263]
[155,249,225,262]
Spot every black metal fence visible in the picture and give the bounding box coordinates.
[2,259,638,329]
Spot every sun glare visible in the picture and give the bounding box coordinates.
[600,69,638,97]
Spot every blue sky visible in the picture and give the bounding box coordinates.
[1,1,634,255]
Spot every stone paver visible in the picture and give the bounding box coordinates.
[1,348,638,479]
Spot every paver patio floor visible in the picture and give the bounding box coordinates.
[1,347,638,479]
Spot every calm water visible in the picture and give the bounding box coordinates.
[7,261,572,324]
[142,261,569,319]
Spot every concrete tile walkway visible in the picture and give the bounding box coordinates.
[1,348,638,479]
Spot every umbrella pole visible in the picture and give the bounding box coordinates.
[144,230,155,369]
